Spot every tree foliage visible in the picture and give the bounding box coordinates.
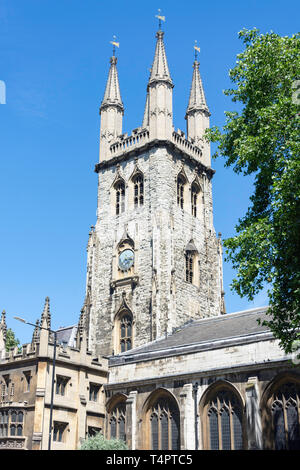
[206,29,300,353]
[79,432,128,450]
[5,328,21,352]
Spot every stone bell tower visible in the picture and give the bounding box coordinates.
[83,25,225,357]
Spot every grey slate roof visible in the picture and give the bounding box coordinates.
[56,325,78,348]
[110,307,271,365]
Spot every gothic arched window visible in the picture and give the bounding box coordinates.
[185,252,194,284]
[120,313,132,353]
[109,402,126,442]
[115,181,125,215]
[191,182,200,217]
[133,174,144,208]
[177,175,185,209]
[270,382,300,450]
[205,389,244,450]
[148,395,180,450]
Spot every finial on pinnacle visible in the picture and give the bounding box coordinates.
[110,35,120,57]
[155,8,165,31]
[194,40,200,61]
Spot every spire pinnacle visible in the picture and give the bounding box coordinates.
[100,38,124,112]
[1,310,7,338]
[148,26,172,86]
[32,319,40,344]
[142,91,150,127]
[186,44,208,114]
[41,296,51,330]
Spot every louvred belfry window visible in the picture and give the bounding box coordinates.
[177,175,185,209]
[191,183,200,217]
[271,382,300,450]
[115,181,125,215]
[120,313,132,353]
[207,390,244,450]
[109,402,126,442]
[149,397,180,450]
[133,174,144,207]
[185,252,194,284]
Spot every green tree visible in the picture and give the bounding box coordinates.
[5,328,21,352]
[79,432,128,450]
[206,29,300,353]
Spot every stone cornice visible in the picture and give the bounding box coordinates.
[105,358,291,391]
[108,330,276,366]
[95,138,215,179]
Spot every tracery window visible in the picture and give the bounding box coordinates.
[206,389,244,450]
[149,397,180,450]
[271,382,300,450]
[109,402,126,442]
[177,175,185,209]
[120,313,132,353]
[115,181,125,215]
[185,252,194,284]
[133,174,144,208]
[5,410,23,437]
[191,183,200,217]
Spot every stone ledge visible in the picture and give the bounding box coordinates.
[95,139,214,179]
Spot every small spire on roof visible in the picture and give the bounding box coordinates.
[1,310,7,338]
[100,36,124,112]
[186,42,208,115]
[148,12,172,86]
[32,319,40,343]
[41,296,51,330]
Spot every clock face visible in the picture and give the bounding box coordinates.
[118,249,134,271]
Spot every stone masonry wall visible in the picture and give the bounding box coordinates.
[87,145,223,356]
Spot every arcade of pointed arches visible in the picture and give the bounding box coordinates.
[105,374,300,450]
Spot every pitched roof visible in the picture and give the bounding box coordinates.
[110,307,271,364]
[56,325,78,348]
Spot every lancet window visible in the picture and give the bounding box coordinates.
[133,174,144,208]
[270,382,300,450]
[177,175,185,209]
[109,402,126,442]
[185,252,194,284]
[206,389,244,450]
[191,182,200,217]
[149,396,180,450]
[115,181,125,215]
[120,313,132,353]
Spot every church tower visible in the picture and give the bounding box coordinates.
[84,25,225,357]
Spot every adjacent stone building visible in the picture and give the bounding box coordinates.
[106,306,300,450]
[0,302,107,450]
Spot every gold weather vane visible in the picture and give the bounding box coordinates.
[110,35,120,56]
[155,9,165,30]
[194,40,200,60]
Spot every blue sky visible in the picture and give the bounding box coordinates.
[0,0,299,344]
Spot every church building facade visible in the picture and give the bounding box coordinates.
[1,24,300,451]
